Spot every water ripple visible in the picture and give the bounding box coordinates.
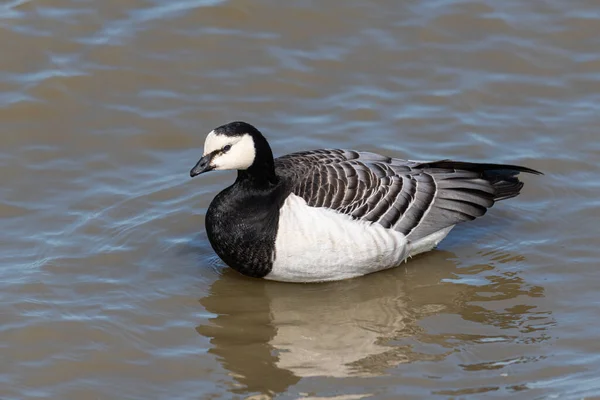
[1,0,599,398]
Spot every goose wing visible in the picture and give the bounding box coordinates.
[275,149,541,241]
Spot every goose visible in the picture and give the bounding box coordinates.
[190,121,541,283]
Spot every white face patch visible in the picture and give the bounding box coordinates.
[203,130,256,171]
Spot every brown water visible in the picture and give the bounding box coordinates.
[1,0,599,399]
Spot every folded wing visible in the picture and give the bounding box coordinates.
[275,149,541,242]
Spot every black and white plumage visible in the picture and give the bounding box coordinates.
[190,121,541,283]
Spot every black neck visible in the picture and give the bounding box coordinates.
[236,132,278,188]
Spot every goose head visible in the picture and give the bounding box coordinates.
[190,121,273,177]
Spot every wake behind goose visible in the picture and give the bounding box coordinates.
[190,121,541,283]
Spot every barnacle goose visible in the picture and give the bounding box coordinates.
[190,121,541,283]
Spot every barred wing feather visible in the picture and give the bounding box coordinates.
[274,149,541,242]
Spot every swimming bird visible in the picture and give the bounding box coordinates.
[190,121,541,283]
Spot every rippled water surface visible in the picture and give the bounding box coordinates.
[2,0,600,399]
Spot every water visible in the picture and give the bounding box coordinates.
[1,0,599,399]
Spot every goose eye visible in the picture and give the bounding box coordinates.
[223,144,232,152]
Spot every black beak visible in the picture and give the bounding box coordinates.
[190,153,215,177]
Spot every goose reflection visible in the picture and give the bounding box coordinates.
[197,249,549,396]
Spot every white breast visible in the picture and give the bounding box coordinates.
[267,194,411,282]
